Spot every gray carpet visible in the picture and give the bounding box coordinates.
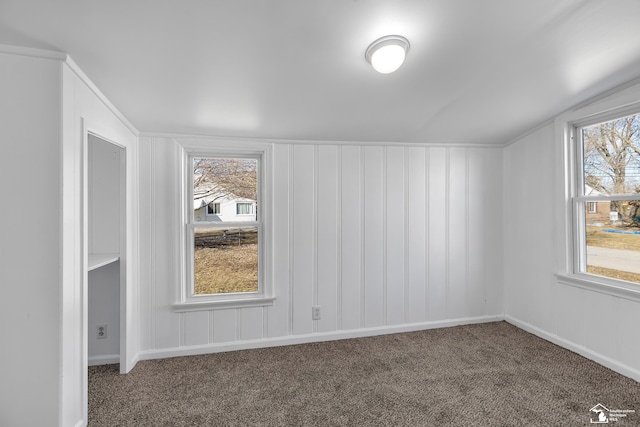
[88,322,640,426]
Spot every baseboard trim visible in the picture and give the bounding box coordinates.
[88,354,120,366]
[139,315,504,361]
[505,315,640,383]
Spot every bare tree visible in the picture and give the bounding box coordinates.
[194,158,257,204]
[583,114,640,224]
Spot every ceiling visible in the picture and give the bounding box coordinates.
[2,0,640,145]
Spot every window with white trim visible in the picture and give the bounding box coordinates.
[207,202,220,215]
[176,147,273,311]
[236,202,254,216]
[572,112,640,285]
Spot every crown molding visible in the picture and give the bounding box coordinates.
[138,131,504,149]
[0,43,66,60]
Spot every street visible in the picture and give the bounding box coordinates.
[587,246,640,274]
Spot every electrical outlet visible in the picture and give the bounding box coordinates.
[97,324,107,339]
[312,306,321,320]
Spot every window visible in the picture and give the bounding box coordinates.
[572,113,640,285]
[175,145,274,312]
[207,202,220,215]
[236,202,254,215]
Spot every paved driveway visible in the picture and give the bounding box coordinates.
[587,246,640,274]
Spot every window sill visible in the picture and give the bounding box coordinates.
[555,272,640,302]
[173,296,276,312]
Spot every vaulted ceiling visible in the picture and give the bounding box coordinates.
[2,0,640,144]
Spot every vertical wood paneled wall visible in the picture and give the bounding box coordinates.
[139,138,503,355]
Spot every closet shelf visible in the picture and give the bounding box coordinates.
[88,253,119,271]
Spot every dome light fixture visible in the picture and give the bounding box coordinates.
[365,35,410,74]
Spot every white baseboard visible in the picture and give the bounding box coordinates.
[88,354,120,366]
[139,315,504,361]
[505,315,640,383]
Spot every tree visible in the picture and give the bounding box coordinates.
[583,114,640,224]
[193,158,257,205]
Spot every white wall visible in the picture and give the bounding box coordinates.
[0,46,139,427]
[504,91,640,382]
[61,60,139,426]
[0,51,62,427]
[138,138,504,357]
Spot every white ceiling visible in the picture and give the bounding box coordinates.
[2,0,640,145]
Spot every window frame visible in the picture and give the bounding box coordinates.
[174,142,274,312]
[556,98,640,302]
[206,202,221,216]
[235,202,254,216]
[571,120,640,276]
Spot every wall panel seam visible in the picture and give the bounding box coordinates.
[482,151,488,316]
[445,148,450,317]
[337,146,343,330]
[150,138,156,350]
[313,145,319,333]
[360,147,366,328]
[465,149,470,315]
[425,148,430,321]
[383,147,388,325]
[288,144,294,336]
[404,148,409,324]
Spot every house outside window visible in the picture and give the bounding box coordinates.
[175,144,274,312]
[572,113,640,286]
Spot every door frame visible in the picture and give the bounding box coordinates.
[81,119,132,421]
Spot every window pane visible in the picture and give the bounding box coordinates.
[236,202,253,215]
[193,158,257,222]
[206,202,220,215]
[584,201,640,284]
[193,226,258,294]
[582,114,640,196]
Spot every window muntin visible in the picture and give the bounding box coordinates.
[189,156,260,296]
[574,113,640,285]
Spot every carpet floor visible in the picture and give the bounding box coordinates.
[88,321,640,426]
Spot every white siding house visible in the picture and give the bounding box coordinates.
[194,196,257,222]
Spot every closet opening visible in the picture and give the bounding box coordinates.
[85,133,126,371]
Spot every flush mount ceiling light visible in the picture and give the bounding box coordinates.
[365,35,410,74]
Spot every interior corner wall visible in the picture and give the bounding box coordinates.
[0,52,62,427]
[138,138,504,358]
[503,120,640,381]
[61,62,139,427]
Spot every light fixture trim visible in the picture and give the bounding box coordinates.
[365,35,410,73]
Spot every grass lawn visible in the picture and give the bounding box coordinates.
[194,228,258,294]
[587,265,640,284]
[586,226,640,252]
